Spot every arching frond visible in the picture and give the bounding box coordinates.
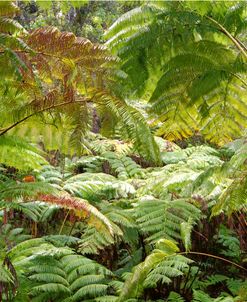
[0,135,47,170]
[38,194,114,236]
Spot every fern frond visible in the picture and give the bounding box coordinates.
[78,226,115,255]
[192,290,213,302]
[101,151,144,179]
[0,135,47,170]
[0,1,19,17]
[38,194,114,236]
[167,291,185,302]
[64,172,135,201]
[95,92,161,164]
[134,198,200,244]
[180,218,193,252]
[0,181,54,201]
[0,17,24,34]
[212,170,247,215]
[118,240,191,302]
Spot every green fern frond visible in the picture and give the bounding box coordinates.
[214,225,241,260]
[167,291,185,302]
[0,17,24,34]
[118,240,191,302]
[144,254,192,288]
[180,218,193,252]
[0,1,19,17]
[226,278,247,296]
[196,274,229,291]
[106,1,247,144]
[192,290,213,302]
[102,151,144,179]
[95,92,161,164]
[78,226,115,255]
[212,170,247,215]
[0,181,54,201]
[0,135,48,170]
[64,172,135,201]
[134,198,201,244]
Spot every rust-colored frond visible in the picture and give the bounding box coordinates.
[28,27,75,54]
[30,89,60,111]
[65,36,93,59]
[39,194,114,236]
[28,26,115,65]
[25,26,116,90]
[31,53,52,79]
[1,25,122,140]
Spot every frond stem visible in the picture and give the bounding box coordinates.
[0,98,89,136]
[178,251,247,271]
[231,73,247,87]
[205,16,247,60]
[59,209,70,235]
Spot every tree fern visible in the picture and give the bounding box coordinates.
[0,20,161,164]
[0,178,115,238]
[77,202,137,255]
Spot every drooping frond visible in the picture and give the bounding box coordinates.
[78,202,137,255]
[95,91,161,164]
[149,40,247,144]
[38,194,114,236]
[0,135,47,170]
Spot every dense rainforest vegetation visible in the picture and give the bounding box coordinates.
[0,1,246,301]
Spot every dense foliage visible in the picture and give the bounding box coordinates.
[0,1,246,302]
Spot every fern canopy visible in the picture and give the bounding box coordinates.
[105,1,247,144]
